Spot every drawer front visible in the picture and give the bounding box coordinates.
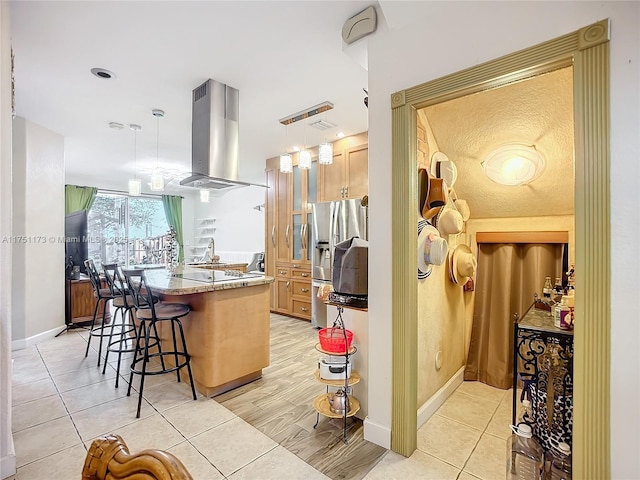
[291,269,311,279]
[276,267,290,278]
[291,299,311,319]
[291,280,311,298]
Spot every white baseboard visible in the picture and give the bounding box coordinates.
[417,366,465,428]
[1,453,16,479]
[364,417,391,449]
[11,324,66,351]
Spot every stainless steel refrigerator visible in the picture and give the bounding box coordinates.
[310,198,368,328]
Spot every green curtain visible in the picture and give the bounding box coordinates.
[65,185,98,214]
[161,195,184,262]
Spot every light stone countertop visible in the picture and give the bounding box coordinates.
[141,266,273,295]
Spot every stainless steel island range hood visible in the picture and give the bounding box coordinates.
[180,79,265,190]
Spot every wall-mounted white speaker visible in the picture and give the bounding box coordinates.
[342,6,377,45]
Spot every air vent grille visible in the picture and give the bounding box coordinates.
[194,82,208,102]
[309,119,337,131]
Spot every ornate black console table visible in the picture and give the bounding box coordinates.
[512,304,574,451]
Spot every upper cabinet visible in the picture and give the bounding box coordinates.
[319,132,369,202]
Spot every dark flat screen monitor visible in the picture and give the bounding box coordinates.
[65,210,88,274]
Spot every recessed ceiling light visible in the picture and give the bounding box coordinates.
[336,132,345,138]
[91,67,116,79]
[108,122,124,130]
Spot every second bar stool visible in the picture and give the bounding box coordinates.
[123,269,197,418]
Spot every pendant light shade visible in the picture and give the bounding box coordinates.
[128,123,142,196]
[150,109,165,191]
[299,149,311,170]
[150,171,164,191]
[280,153,293,173]
[200,189,210,203]
[128,179,142,196]
[319,142,333,165]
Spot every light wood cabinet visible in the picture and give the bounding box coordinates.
[265,154,313,320]
[318,132,369,202]
[265,132,367,320]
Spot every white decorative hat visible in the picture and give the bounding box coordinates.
[454,199,471,222]
[436,207,464,236]
[430,151,458,188]
[418,219,448,280]
[449,244,477,286]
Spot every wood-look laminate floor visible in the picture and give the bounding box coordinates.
[215,313,387,480]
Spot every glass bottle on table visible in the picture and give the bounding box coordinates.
[543,277,553,300]
[548,442,572,480]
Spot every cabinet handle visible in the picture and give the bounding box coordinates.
[302,224,308,250]
[292,264,300,268]
[271,225,276,247]
[301,288,309,293]
[301,272,309,277]
[279,270,287,275]
[286,281,290,290]
[285,225,290,247]
[301,307,308,312]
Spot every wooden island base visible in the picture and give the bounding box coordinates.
[157,283,270,397]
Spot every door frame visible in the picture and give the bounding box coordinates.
[390,20,610,478]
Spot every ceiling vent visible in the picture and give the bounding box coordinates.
[309,119,336,131]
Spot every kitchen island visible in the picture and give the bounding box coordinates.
[143,266,273,397]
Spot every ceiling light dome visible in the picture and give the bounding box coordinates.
[483,143,546,186]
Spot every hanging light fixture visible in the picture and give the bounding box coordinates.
[128,124,142,196]
[150,109,165,191]
[279,122,293,173]
[200,189,210,203]
[280,153,293,173]
[299,149,311,170]
[318,142,333,165]
[483,143,546,186]
[298,122,311,170]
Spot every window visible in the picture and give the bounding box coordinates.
[88,192,169,268]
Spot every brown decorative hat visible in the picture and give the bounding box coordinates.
[421,176,449,220]
[418,168,428,218]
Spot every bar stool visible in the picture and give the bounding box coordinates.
[83,259,114,367]
[123,269,197,418]
[101,264,143,387]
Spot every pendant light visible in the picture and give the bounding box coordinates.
[318,110,333,165]
[279,153,293,173]
[299,149,311,170]
[128,124,142,196]
[150,109,165,191]
[279,122,293,173]
[318,142,333,165]
[298,122,311,170]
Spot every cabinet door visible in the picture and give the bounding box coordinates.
[265,168,277,309]
[275,169,290,263]
[319,150,346,202]
[346,144,368,199]
[275,277,290,313]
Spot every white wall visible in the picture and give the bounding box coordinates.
[367,2,639,475]
[0,2,16,476]
[190,185,266,255]
[11,117,65,342]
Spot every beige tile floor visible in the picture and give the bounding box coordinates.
[9,325,512,479]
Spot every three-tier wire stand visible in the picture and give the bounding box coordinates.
[312,306,361,444]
